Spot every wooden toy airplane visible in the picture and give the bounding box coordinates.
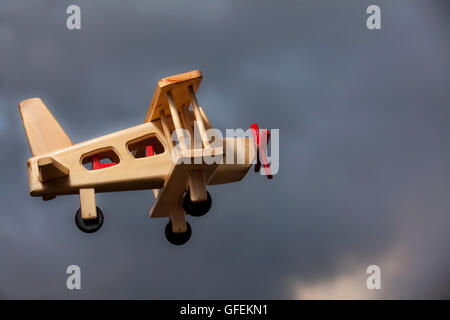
[19,70,272,245]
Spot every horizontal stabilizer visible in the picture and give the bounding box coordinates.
[38,157,70,183]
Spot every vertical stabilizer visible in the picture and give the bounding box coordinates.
[19,98,73,156]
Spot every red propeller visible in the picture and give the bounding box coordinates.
[251,123,273,179]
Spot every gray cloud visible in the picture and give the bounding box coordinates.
[1,0,449,298]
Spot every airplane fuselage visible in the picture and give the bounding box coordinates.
[27,121,171,197]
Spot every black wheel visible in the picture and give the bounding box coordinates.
[165,220,192,245]
[75,207,104,233]
[182,190,212,217]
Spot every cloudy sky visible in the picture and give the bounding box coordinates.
[1,0,449,299]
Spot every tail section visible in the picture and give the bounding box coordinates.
[19,98,72,156]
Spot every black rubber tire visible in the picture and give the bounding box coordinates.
[75,207,104,233]
[182,190,212,217]
[165,220,192,245]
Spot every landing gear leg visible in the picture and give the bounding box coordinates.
[76,187,103,233]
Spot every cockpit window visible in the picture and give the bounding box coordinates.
[127,135,165,158]
[81,148,120,170]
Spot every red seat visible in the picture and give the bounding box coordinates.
[146,145,154,157]
[92,155,117,170]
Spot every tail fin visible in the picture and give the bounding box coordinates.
[19,98,73,156]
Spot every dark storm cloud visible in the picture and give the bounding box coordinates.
[1,0,450,298]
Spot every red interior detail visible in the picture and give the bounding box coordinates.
[99,162,116,168]
[146,145,154,157]
[92,155,117,170]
